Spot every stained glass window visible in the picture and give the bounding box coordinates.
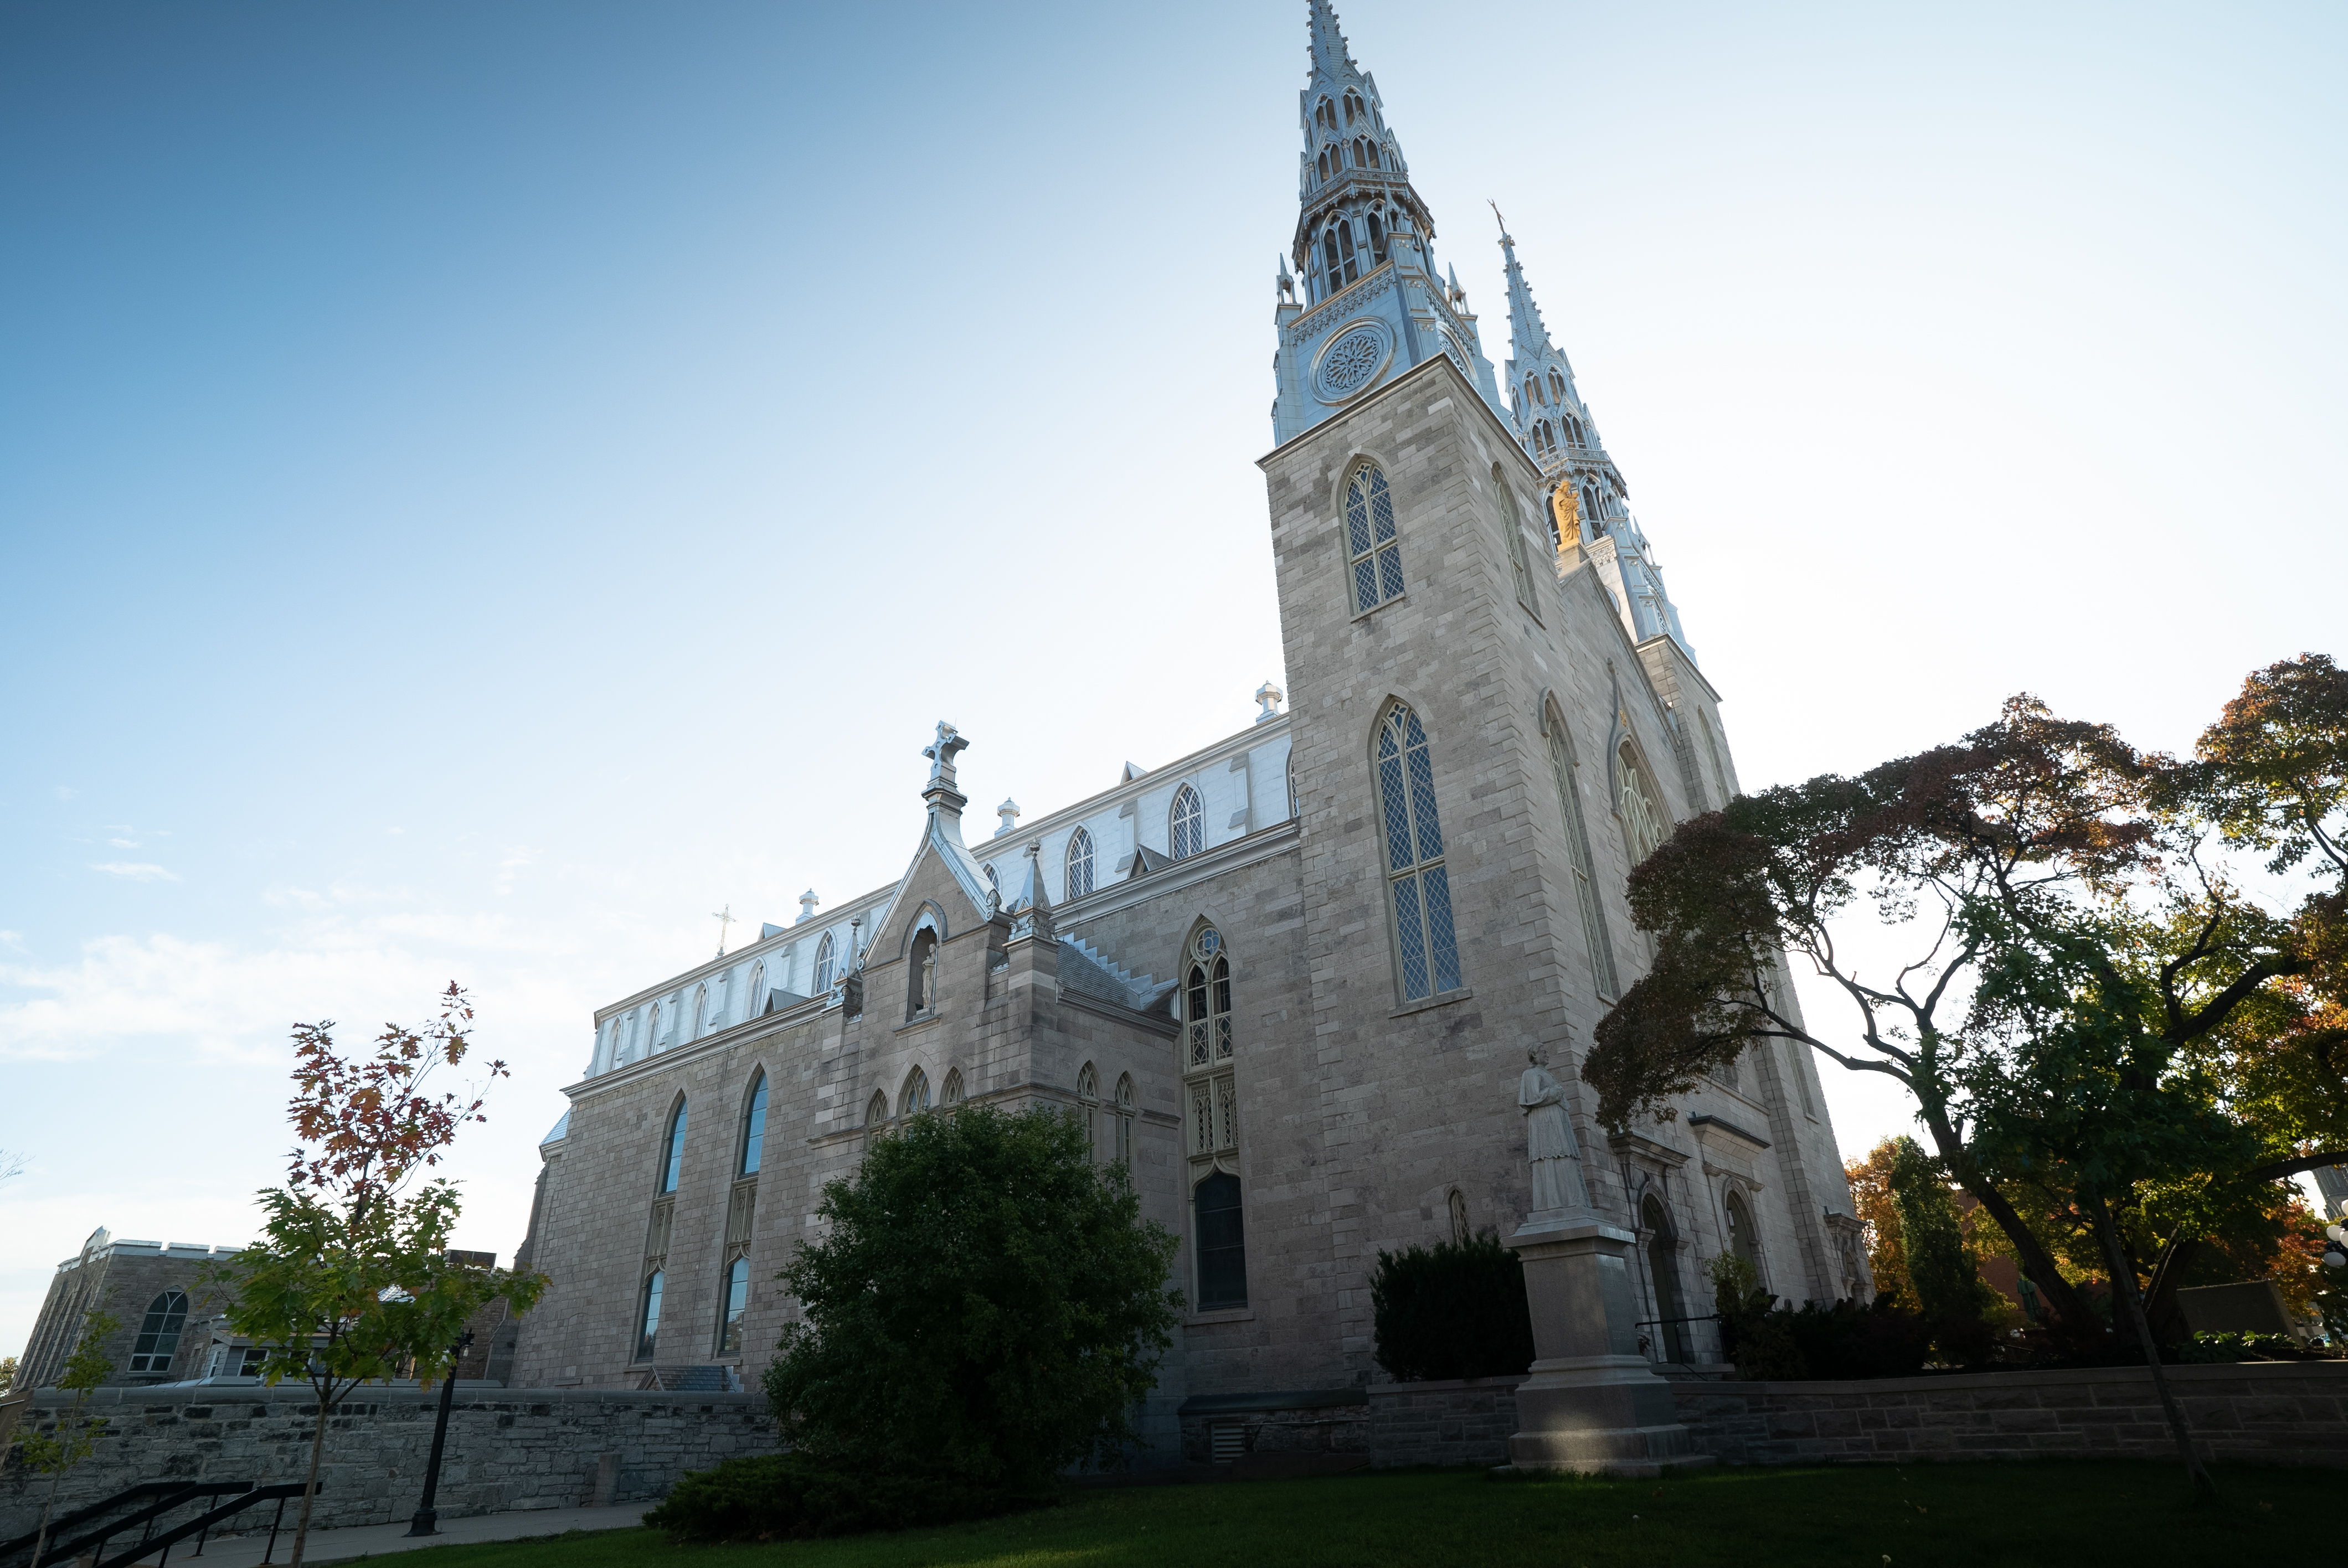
[658,1100,687,1194]
[813,933,837,996]
[1171,785,1204,860]
[1345,464,1403,614]
[1376,703,1461,1002]
[739,1075,766,1177]
[1618,743,1668,866]
[1194,1173,1248,1310]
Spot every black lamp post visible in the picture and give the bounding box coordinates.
[405,1331,474,1537]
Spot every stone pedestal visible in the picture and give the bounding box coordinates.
[1503,1214,1714,1477]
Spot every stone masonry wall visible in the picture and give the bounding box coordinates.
[1363,1364,2348,1469]
[1672,1363,2348,1469]
[0,1385,775,1540]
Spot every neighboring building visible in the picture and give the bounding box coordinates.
[18,1230,240,1389]
[2313,1163,2347,1221]
[507,1,1866,1456]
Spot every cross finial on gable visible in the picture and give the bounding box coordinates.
[922,721,970,790]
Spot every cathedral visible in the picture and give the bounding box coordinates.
[506,1,1867,1456]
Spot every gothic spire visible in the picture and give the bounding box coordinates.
[1308,0,1355,80]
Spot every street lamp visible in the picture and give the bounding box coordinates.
[405,1331,475,1537]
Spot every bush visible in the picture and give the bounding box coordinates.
[1370,1229,1536,1382]
[643,1453,1037,1543]
[764,1105,1181,1495]
[1711,1252,1935,1382]
[1887,1138,2000,1366]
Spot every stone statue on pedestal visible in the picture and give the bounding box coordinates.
[1519,1044,1593,1216]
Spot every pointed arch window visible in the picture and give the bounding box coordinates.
[1078,1062,1100,1159]
[1375,704,1462,1002]
[692,984,709,1039]
[1494,465,1538,616]
[1724,1191,1763,1276]
[716,1256,750,1355]
[1617,742,1669,867]
[1547,710,1622,1000]
[866,1089,889,1129]
[658,1099,688,1193]
[646,1002,663,1052]
[1549,369,1567,402]
[1344,462,1403,614]
[813,932,837,996]
[1114,1074,1136,1164]
[941,1066,965,1106]
[1184,927,1232,1071]
[636,1270,663,1362]
[900,1067,930,1118]
[1065,827,1095,899]
[1581,481,1606,535]
[129,1290,189,1373]
[746,961,765,1018]
[1170,785,1204,860]
[739,1074,768,1177]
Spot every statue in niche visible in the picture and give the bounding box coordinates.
[1520,1042,1593,1218]
[920,942,938,1014]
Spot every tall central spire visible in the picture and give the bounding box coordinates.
[1269,2,1506,444]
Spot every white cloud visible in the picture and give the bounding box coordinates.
[90,862,177,881]
[53,786,77,801]
[109,838,141,848]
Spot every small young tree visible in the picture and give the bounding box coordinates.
[1886,1137,1999,1363]
[765,1103,1180,1494]
[18,1310,120,1568]
[207,984,544,1568]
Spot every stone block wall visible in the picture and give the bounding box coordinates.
[1367,1377,1521,1468]
[0,1384,775,1540]
[1671,1363,2348,1468]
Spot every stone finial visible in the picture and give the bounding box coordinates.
[922,721,970,791]
[1254,681,1285,724]
[797,889,820,924]
[1276,254,1295,305]
[995,798,1021,838]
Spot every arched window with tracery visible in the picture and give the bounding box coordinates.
[129,1290,189,1373]
[1170,785,1203,860]
[1065,827,1095,899]
[1078,1061,1100,1159]
[900,1066,930,1118]
[1617,741,1669,868]
[1344,462,1403,615]
[746,962,765,1019]
[1549,369,1566,402]
[1184,927,1232,1074]
[866,1089,889,1128]
[941,1066,965,1106]
[658,1099,688,1194]
[1323,220,1360,288]
[1114,1074,1136,1164]
[739,1074,767,1177]
[1374,703,1462,1002]
[1547,707,1621,1000]
[813,932,837,996]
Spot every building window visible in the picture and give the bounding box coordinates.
[1374,703,1462,1001]
[746,962,765,1018]
[692,984,708,1039]
[1078,1062,1100,1158]
[1114,1074,1136,1164]
[1184,928,1232,1072]
[1641,1195,1686,1363]
[866,1090,889,1128]
[658,1100,687,1194]
[1193,1172,1248,1310]
[1065,827,1095,899]
[1547,710,1621,1000]
[1448,1189,1471,1244]
[646,1002,663,1053]
[739,1074,767,1177]
[941,1066,965,1106]
[908,926,939,1020]
[813,933,837,996]
[900,1067,930,1117]
[717,1257,749,1355]
[129,1290,189,1373]
[1344,463,1403,615]
[1617,742,1669,867]
[1171,785,1204,860]
[1724,1192,1762,1275]
[1493,464,1537,616]
[983,863,999,902]
[637,1270,663,1362]
[1581,481,1605,535]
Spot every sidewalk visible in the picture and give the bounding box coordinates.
[125,1504,653,1568]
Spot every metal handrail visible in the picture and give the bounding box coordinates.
[18,1486,253,1568]
[92,1484,316,1568]
[0,1484,188,1561]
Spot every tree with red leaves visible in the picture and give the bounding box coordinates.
[207,984,545,1568]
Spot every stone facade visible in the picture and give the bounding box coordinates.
[1367,1377,1522,1468]
[0,1385,773,1539]
[17,1233,240,1390]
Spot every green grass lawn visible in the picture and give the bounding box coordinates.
[372,1462,2334,1568]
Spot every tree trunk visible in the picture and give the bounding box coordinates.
[287,1383,336,1568]
[2140,1224,2202,1347]
[2087,1192,2214,1498]
[28,1465,64,1568]
[1918,1112,2095,1334]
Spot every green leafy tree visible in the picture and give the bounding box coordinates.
[765,1103,1180,1494]
[1886,1137,2000,1363]
[205,985,545,1568]
[17,1310,119,1568]
[0,1356,16,1394]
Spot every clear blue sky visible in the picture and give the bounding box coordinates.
[3,1,2342,1357]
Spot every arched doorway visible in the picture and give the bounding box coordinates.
[1642,1193,1687,1364]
